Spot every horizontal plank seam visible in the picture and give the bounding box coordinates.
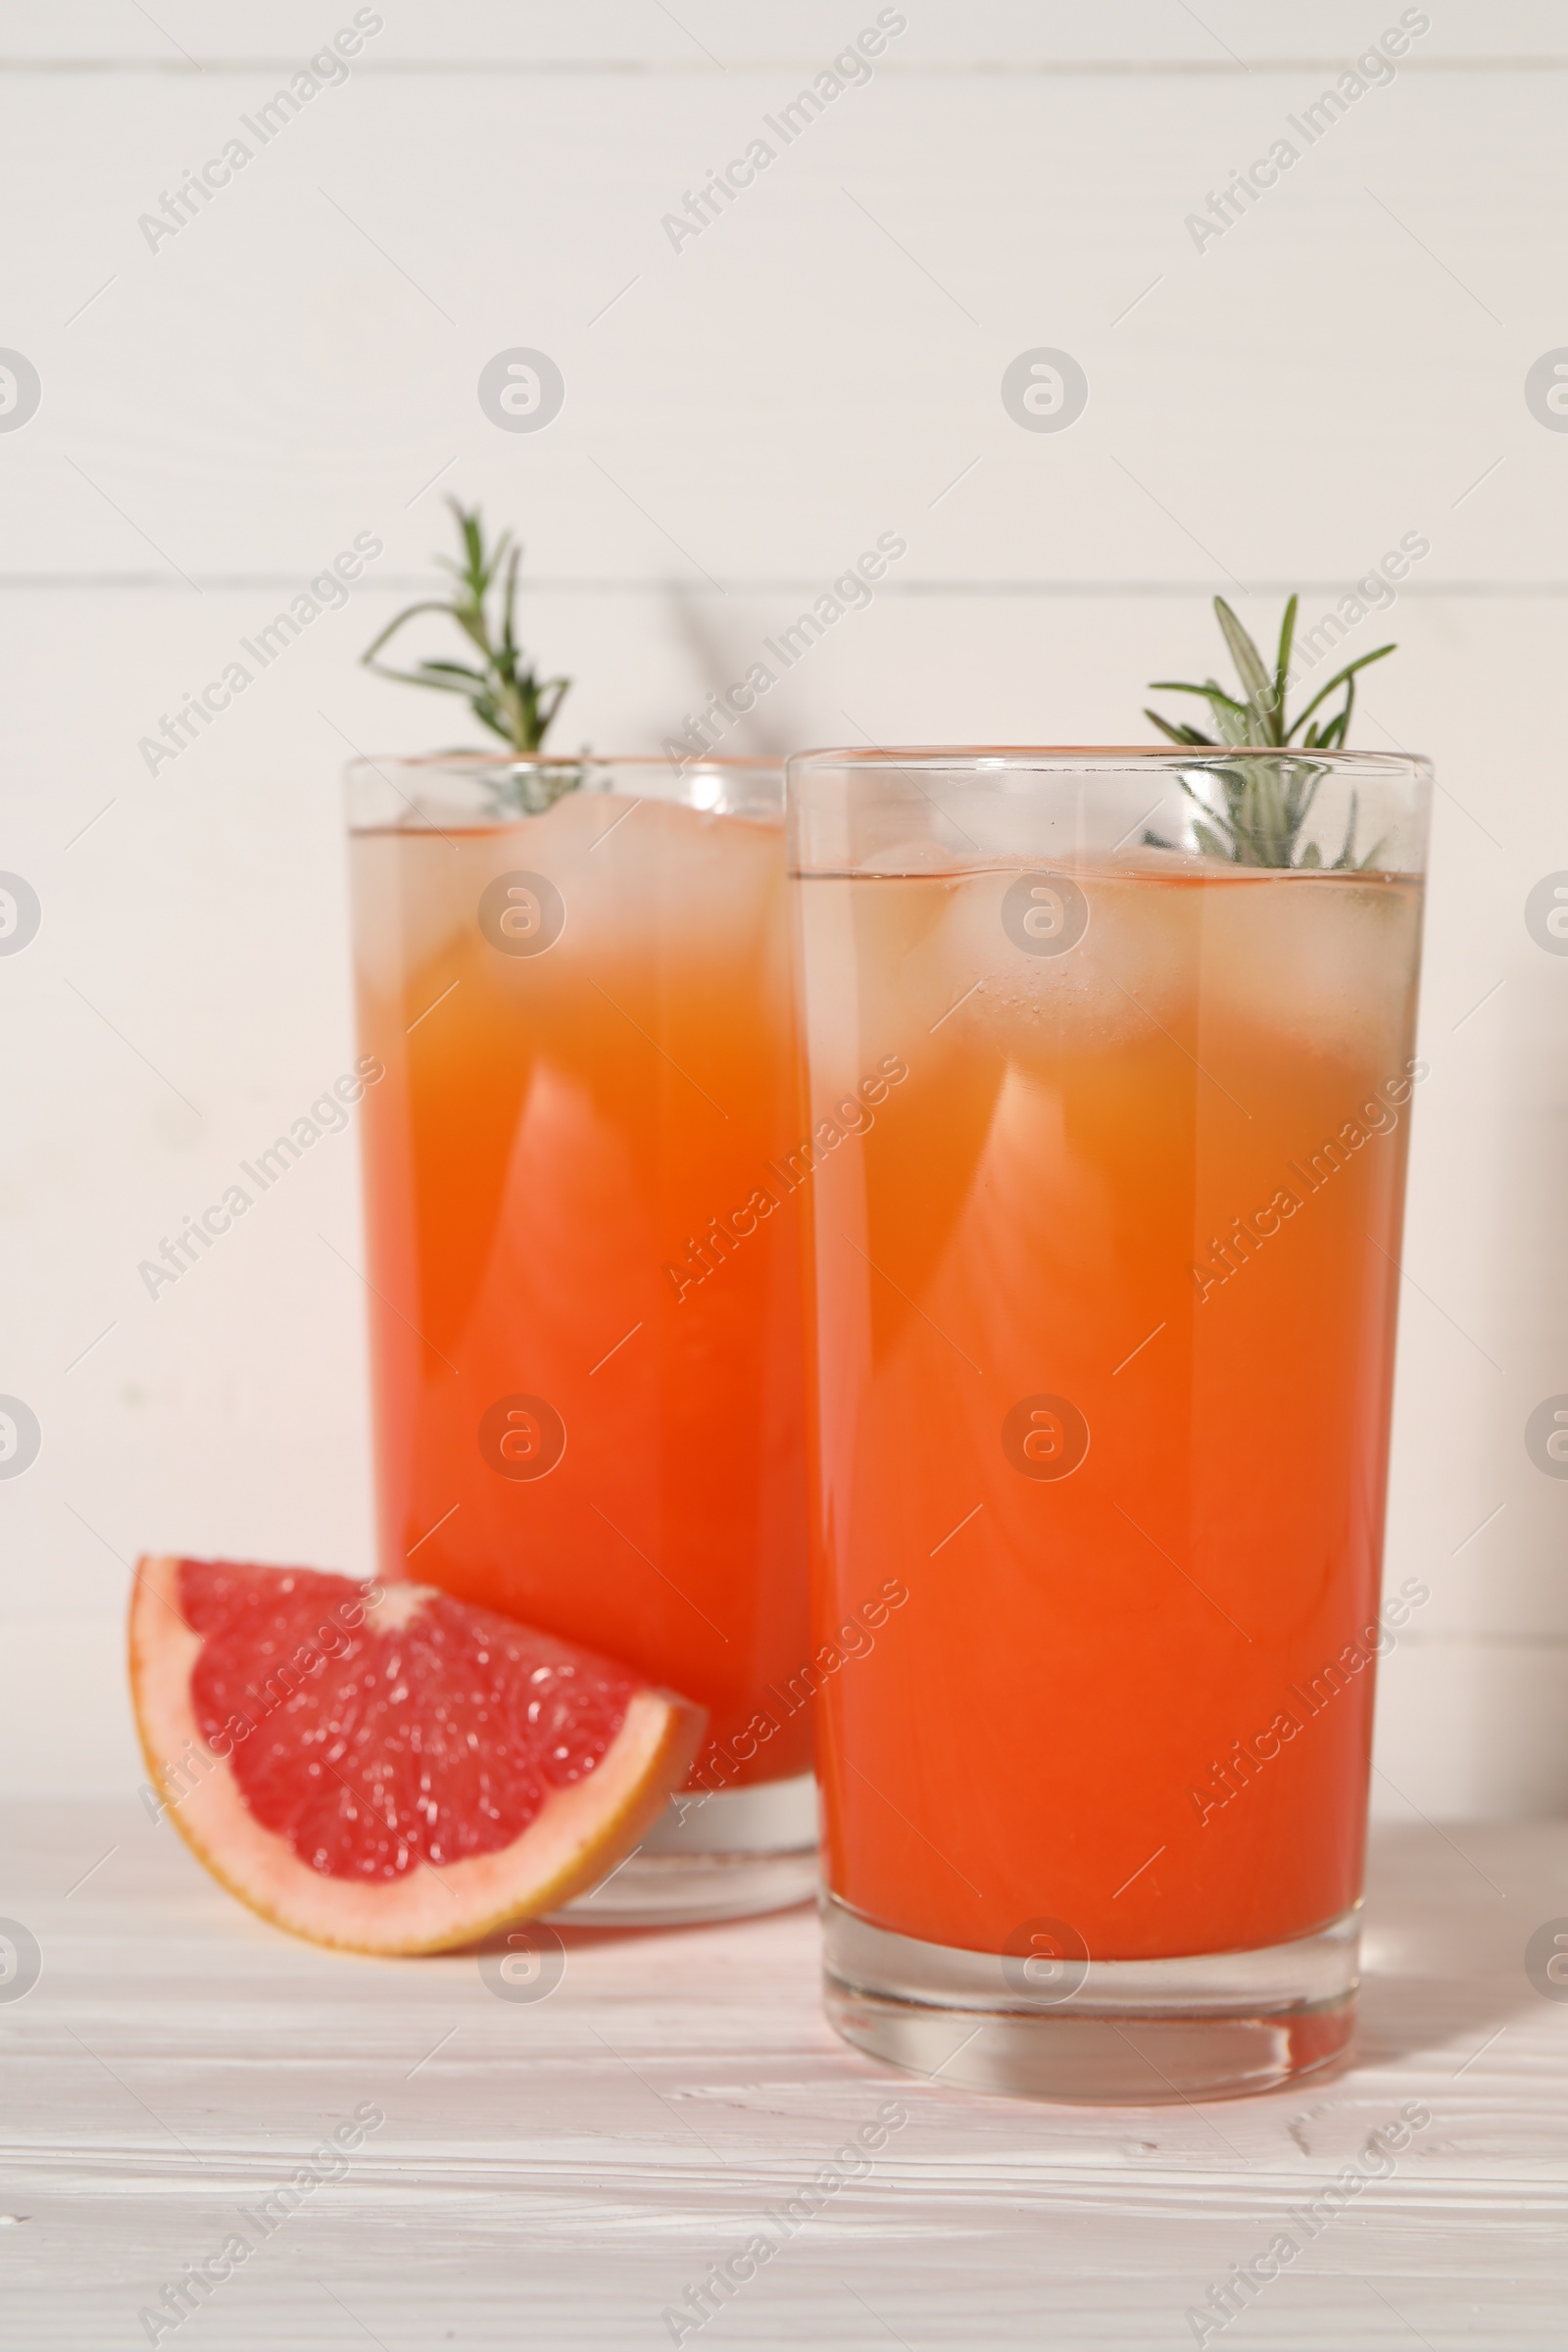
[0,575,1566,598]
[3,56,1568,75]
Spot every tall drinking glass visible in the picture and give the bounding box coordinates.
[347,756,813,1923]
[788,747,1431,2099]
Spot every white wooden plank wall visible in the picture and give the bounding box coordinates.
[1,2,1565,1819]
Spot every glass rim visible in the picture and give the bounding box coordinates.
[786,744,1433,777]
[343,749,786,836]
[343,751,783,776]
[787,742,1432,877]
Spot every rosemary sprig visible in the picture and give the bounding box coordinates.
[1144,595,1395,869]
[362,498,572,759]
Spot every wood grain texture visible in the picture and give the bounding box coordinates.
[4,1801,1568,2348]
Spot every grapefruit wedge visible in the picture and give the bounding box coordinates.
[129,1555,705,1955]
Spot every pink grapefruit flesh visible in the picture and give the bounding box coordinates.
[129,1555,706,1955]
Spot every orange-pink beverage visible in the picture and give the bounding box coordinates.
[789,747,1432,2099]
[347,759,814,1917]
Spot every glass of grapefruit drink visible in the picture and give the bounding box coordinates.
[788,745,1432,2099]
[346,755,814,1923]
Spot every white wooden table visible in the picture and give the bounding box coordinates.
[6,1801,1567,2349]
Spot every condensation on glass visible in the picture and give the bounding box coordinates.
[788,746,1432,2099]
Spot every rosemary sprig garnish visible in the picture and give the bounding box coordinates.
[363,499,577,785]
[1144,596,1395,869]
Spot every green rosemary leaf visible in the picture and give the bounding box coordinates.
[1207,690,1251,748]
[360,601,458,664]
[1177,773,1214,813]
[1273,594,1298,727]
[1285,643,1394,743]
[416,660,492,684]
[1149,680,1251,715]
[1212,598,1276,739]
[1145,599,1397,869]
[1145,708,1214,746]
[502,545,521,662]
[362,498,574,759]
[1330,790,1361,869]
[457,506,479,575]
[1337,672,1357,747]
[366,664,485,698]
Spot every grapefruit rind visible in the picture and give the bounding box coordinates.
[129,1553,705,1956]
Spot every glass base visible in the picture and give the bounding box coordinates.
[547,1772,818,1927]
[821,1891,1359,2103]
